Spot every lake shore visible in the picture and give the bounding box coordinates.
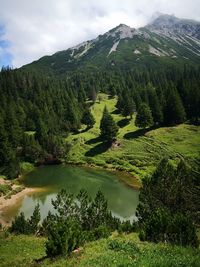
[65,161,141,190]
[0,163,140,226]
[0,187,36,211]
[0,179,38,226]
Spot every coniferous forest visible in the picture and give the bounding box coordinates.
[1,12,200,266]
[1,65,200,178]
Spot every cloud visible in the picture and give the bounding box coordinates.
[0,0,200,67]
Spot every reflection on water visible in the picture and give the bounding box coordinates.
[3,165,139,222]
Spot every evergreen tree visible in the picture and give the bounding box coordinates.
[135,103,153,128]
[21,134,42,163]
[147,85,163,124]
[116,95,124,112]
[46,221,68,257]
[91,87,97,103]
[81,108,95,129]
[28,203,41,234]
[164,88,186,125]
[100,106,118,143]
[136,158,199,247]
[10,212,28,234]
[122,96,136,119]
[10,204,41,235]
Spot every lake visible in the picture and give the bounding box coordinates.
[2,165,139,222]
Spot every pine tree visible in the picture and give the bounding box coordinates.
[136,158,199,247]
[100,107,118,143]
[135,103,153,128]
[122,96,136,119]
[81,108,95,129]
[91,87,97,103]
[116,95,124,112]
[147,85,163,124]
[164,88,186,125]
[28,203,41,233]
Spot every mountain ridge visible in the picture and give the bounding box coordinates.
[23,14,200,74]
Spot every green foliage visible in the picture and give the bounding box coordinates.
[66,93,200,181]
[118,220,136,234]
[100,106,119,142]
[10,204,40,235]
[10,212,31,235]
[1,231,200,267]
[20,162,35,174]
[147,84,163,124]
[45,221,68,257]
[140,208,198,247]
[1,64,200,179]
[0,69,84,178]
[0,234,46,267]
[29,203,41,233]
[135,103,153,128]
[117,90,136,119]
[42,189,132,258]
[108,239,140,254]
[89,225,111,241]
[81,108,95,129]
[21,134,42,163]
[164,87,186,125]
[168,212,198,247]
[137,158,199,247]
[0,184,12,196]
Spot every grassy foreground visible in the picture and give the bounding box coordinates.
[67,94,200,183]
[0,232,199,267]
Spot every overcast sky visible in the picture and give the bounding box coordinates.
[0,0,200,68]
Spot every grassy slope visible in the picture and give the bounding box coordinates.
[66,94,200,185]
[0,232,199,267]
[1,99,200,266]
[0,233,46,267]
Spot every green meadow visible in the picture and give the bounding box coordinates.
[1,232,200,267]
[66,94,200,184]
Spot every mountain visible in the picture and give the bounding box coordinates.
[24,14,200,74]
[147,13,200,39]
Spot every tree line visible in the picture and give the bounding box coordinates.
[0,64,200,178]
[0,68,94,178]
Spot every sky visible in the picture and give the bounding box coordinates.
[0,0,200,68]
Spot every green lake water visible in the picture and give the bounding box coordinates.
[4,165,139,222]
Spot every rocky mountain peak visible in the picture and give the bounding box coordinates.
[147,14,200,39]
[107,23,139,39]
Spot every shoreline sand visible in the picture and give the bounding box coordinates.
[0,187,37,226]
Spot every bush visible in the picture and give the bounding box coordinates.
[45,220,83,258]
[137,159,199,247]
[10,204,40,235]
[10,212,29,234]
[46,222,68,257]
[118,220,136,234]
[140,209,199,247]
[0,184,12,196]
[92,225,111,240]
[168,213,199,247]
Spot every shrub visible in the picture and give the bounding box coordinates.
[10,204,40,235]
[0,184,12,196]
[92,225,111,240]
[45,219,83,258]
[118,220,136,234]
[46,221,67,257]
[10,212,29,234]
[137,158,199,247]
